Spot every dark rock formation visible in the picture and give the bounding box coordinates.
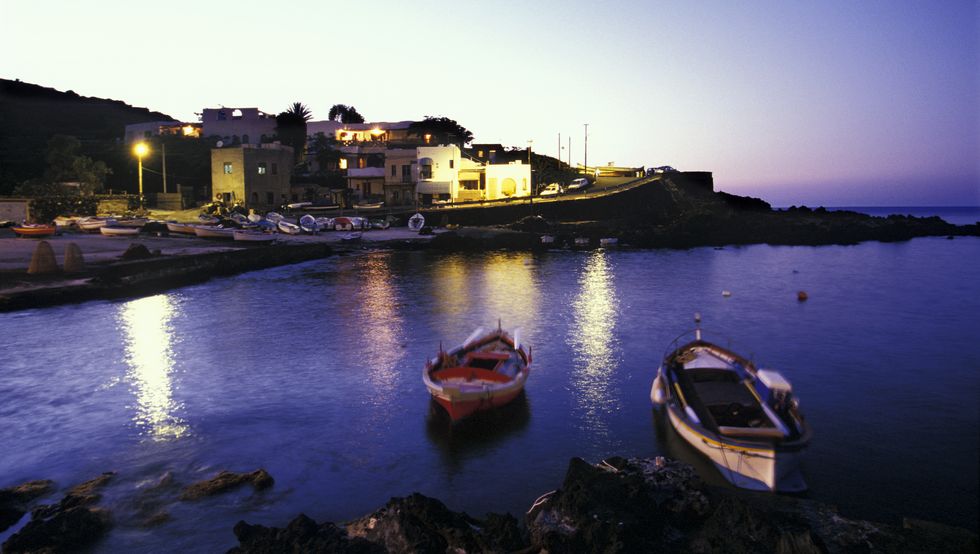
[345,493,526,554]
[2,473,115,554]
[0,480,53,532]
[228,514,384,554]
[180,469,274,501]
[120,243,153,260]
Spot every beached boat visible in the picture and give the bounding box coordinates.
[53,216,80,228]
[423,324,531,421]
[114,218,148,229]
[194,226,236,239]
[599,237,618,247]
[540,235,556,245]
[166,222,197,234]
[233,229,276,243]
[650,315,811,492]
[277,221,301,235]
[370,218,390,230]
[315,217,334,230]
[12,223,58,237]
[77,217,109,232]
[100,225,140,236]
[339,231,362,242]
[574,237,591,247]
[408,213,425,232]
[198,215,220,225]
[354,200,384,210]
[266,212,284,223]
[299,214,318,234]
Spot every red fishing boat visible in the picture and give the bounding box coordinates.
[423,324,531,421]
[12,223,57,237]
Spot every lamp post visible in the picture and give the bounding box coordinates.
[133,142,149,212]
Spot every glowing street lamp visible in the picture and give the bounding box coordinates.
[133,142,149,211]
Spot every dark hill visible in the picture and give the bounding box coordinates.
[0,78,176,193]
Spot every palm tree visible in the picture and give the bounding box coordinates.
[285,102,312,122]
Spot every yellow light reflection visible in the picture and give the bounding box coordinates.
[119,294,188,440]
[480,252,538,326]
[431,254,469,318]
[569,250,620,433]
[355,255,404,393]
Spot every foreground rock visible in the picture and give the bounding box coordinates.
[2,473,114,554]
[0,480,53,532]
[227,457,977,554]
[180,469,274,500]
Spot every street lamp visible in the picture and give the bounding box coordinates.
[133,142,149,212]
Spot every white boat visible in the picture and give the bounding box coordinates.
[599,237,618,247]
[194,226,236,239]
[340,231,362,242]
[100,225,140,236]
[574,237,591,247]
[115,218,148,229]
[77,217,109,232]
[198,215,220,225]
[166,222,197,234]
[408,213,425,232]
[651,315,811,492]
[370,218,390,230]
[233,229,276,243]
[247,212,263,223]
[315,217,334,230]
[299,214,318,234]
[54,216,80,228]
[354,201,384,210]
[286,201,312,210]
[265,212,284,223]
[277,221,301,235]
[540,235,556,245]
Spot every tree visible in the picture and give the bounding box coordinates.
[276,102,312,165]
[407,116,473,147]
[16,134,111,195]
[327,104,365,124]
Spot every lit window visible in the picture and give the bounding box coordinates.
[223,162,233,174]
[257,162,267,175]
[340,158,348,170]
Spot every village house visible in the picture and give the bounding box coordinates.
[210,143,293,211]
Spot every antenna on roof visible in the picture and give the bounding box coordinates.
[694,312,702,341]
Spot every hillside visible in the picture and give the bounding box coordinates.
[0,78,176,194]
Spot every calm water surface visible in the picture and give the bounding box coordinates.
[1,237,978,551]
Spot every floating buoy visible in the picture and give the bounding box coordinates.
[722,290,732,297]
[797,291,808,301]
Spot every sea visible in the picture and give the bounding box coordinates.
[1,235,978,551]
[827,206,980,226]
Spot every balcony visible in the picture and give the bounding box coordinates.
[347,167,386,178]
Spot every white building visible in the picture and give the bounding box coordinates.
[415,145,531,204]
[201,107,277,145]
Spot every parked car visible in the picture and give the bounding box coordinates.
[567,178,591,192]
[539,183,563,197]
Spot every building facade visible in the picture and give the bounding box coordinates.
[415,145,531,204]
[201,107,277,146]
[124,121,201,143]
[210,144,294,211]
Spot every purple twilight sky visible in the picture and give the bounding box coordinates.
[1,0,977,206]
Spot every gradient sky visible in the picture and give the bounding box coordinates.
[2,0,977,206]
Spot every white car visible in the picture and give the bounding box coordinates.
[539,183,563,197]
[567,178,591,192]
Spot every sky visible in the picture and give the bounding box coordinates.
[1,0,977,206]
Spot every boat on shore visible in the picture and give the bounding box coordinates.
[166,222,198,235]
[354,201,384,210]
[408,213,425,232]
[233,229,276,243]
[12,223,58,237]
[651,315,811,492]
[277,221,301,235]
[77,217,109,232]
[299,214,318,234]
[100,225,140,237]
[194,226,236,239]
[339,231,362,242]
[423,324,531,421]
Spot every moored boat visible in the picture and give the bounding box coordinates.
[299,214,318,234]
[100,225,140,236]
[77,217,109,232]
[408,213,425,232]
[12,223,58,237]
[166,221,198,234]
[194,225,236,239]
[354,200,384,210]
[423,324,531,421]
[651,315,811,492]
[277,220,301,235]
[339,231,362,242]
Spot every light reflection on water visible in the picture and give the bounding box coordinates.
[568,250,621,435]
[353,255,404,399]
[118,294,188,441]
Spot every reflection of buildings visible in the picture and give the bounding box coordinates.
[118,294,187,440]
[568,250,620,434]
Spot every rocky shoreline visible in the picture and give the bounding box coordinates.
[2,457,975,553]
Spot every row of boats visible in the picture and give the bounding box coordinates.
[427,315,810,493]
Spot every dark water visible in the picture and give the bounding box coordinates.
[2,237,978,551]
[828,205,980,226]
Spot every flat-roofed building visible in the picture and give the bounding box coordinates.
[211,143,294,211]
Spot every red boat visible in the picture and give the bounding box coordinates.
[12,224,57,237]
[423,324,531,421]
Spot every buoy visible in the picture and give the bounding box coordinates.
[797,291,808,301]
[63,242,85,273]
[722,290,732,297]
[27,240,59,275]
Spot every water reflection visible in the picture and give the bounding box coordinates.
[118,294,188,440]
[431,254,470,319]
[480,253,538,326]
[425,393,531,473]
[353,254,405,399]
[568,250,621,435]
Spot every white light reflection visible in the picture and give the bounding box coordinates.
[569,250,621,435]
[119,294,188,440]
[355,255,404,396]
[480,252,538,326]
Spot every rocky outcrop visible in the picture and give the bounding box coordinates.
[0,480,53,532]
[180,469,274,501]
[2,473,115,554]
[228,514,384,554]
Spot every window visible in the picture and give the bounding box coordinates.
[232,109,243,119]
[402,165,411,182]
[420,165,432,179]
[257,162,267,175]
[449,159,454,169]
[339,158,348,170]
[266,192,274,204]
[251,192,259,204]
[461,180,479,190]
[223,162,233,174]
[291,193,298,201]
[358,157,366,169]
[392,191,400,202]
[391,165,397,177]
[271,163,278,175]
[242,134,249,144]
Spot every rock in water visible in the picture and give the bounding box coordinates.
[63,242,85,273]
[180,469,273,500]
[0,480,54,532]
[27,241,58,274]
[120,243,153,260]
[228,514,384,554]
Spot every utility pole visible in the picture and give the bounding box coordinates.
[584,123,589,177]
[558,133,561,167]
[162,143,168,194]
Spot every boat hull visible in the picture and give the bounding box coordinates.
[166,222,197,234]
[12,225,57,237]
[100,226,140,236]
[233,230,276,243]
[194,226,235,239]
[430,386,525,420]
